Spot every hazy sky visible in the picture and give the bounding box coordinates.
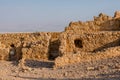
[0,0,120,32]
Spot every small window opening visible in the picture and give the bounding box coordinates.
[74,39,83,48]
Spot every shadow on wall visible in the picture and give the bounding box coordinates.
[93,38,120,52]
[48,39,60,60]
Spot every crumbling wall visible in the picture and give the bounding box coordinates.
[56,11,120,67]
[59,11,120,55]
[59,31,120,55]
[1,11,120,64]
[21,32,51,60]
[55,46,120,68]
[0,32,51,60]
[65,11,120,33]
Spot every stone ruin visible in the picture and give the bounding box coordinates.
[0,11,120,68]
[0,32,60,61]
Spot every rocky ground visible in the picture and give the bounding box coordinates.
[0,55,120,80]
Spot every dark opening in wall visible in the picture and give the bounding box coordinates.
[9,43,23,61]
[74,39,83,48]
[10,44,15,47]
[48,39,60,60]
[9,44,16,61]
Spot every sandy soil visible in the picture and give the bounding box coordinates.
[0,56,120,80]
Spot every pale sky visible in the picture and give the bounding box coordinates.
[0,0,120,32]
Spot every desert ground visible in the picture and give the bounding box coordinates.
[0,55,120,80]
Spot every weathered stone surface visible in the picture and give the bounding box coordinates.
[65,11,120,32]
[55,47,120,68]
[58,31,120,55]
[0,32,60,60]
[55,11,120,67]
[0,11,120,68]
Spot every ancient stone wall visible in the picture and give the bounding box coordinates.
[55,46,120,67]
[0,32,60,61]
[65,11,120,33]
[0,11,120,64]
[56,11,120,67]
[58,11,120,55]
[59,31,120,55]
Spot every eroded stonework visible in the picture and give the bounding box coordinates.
[0,32,60,61]
[0,11,120,68]
[56,11,120,67]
